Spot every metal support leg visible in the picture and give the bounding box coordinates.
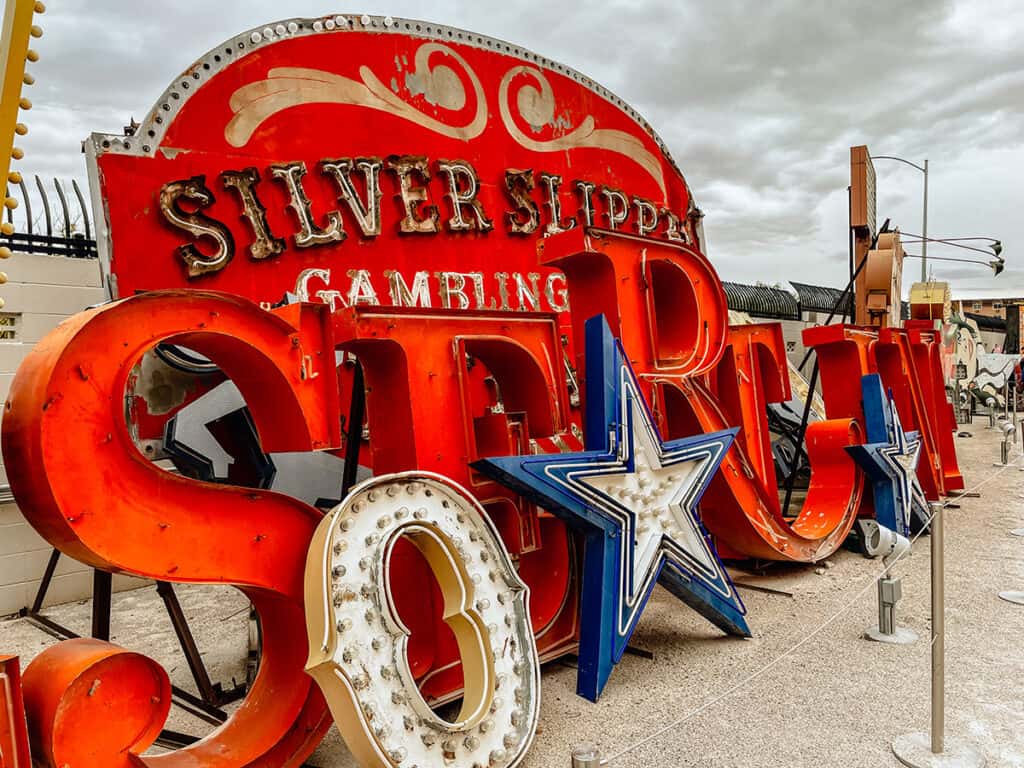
[572,745,602,767]
[155,581,221,706]
[91,570,112,641]
[892,504,985,767]
[28,549,60,614]
[18,560,238,742]
[341,360,365,498]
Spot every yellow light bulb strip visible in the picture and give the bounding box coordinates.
[0,0,44,305]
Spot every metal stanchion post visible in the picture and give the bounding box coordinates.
[932,502,945,755]
[892,504,985,767]
[572,744,602,767]
[953,379,962,426]
[995,422,1015,466]
[1013,382,1018,425]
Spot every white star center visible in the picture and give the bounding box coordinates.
[579,397,717,591]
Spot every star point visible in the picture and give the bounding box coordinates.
[473,315,749,701]
[847,374,929,538]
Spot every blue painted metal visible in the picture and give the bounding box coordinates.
[473,315,749,701]
[846,374,929,537]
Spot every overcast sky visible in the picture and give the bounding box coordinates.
[15,0,1022,299]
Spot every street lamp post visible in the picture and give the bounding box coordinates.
[922,159,929,282]
[871,155,929,281]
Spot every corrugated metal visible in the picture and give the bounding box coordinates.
[722,281,800,320]
[789,281,853,316]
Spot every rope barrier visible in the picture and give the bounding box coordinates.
[600,459,1020,765]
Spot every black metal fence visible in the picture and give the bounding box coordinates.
[1,175,98,259]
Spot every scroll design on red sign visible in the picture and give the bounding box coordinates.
[226,42,487,147]
[499,66,667,197]
[2,291,343,767]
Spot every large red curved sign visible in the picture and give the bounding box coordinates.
[88,14,702,311]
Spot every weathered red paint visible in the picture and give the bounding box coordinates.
[542,232,864,561]
[337,305,579,689]
[539,228,729,379]
[3,291,340,767]
[663,341,863,561]
[91,24,695,309]
[904,325,964,491]
[0,656,30,768]
[1,18,968,765]
[84,19,711,702]
[802,324,879,421]
[21,639,169,768]
[806,323,962,502]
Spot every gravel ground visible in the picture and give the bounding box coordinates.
[2,423,1022,767]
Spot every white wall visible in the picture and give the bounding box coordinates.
[0,252,142,616]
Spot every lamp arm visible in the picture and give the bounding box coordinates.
[870,155,927,174]
[900,238,1000,257]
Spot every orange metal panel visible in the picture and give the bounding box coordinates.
[2,291,342,767]
[22,639,169,768]
[0,655,30,768]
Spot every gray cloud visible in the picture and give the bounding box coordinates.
[13,0,1020,299]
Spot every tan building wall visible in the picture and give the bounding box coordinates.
[962,297,1024,319]
[0,252,142,616]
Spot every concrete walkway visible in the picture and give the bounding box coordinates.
[2,423,1021,767]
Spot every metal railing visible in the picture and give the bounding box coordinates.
[0,174,97,258]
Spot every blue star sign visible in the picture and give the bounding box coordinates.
[846,374,927,538]
[473,316,749,701]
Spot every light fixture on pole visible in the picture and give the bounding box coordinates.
[901,234,1002,259]
[871,155,929,282]
[902,253,1005,277]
